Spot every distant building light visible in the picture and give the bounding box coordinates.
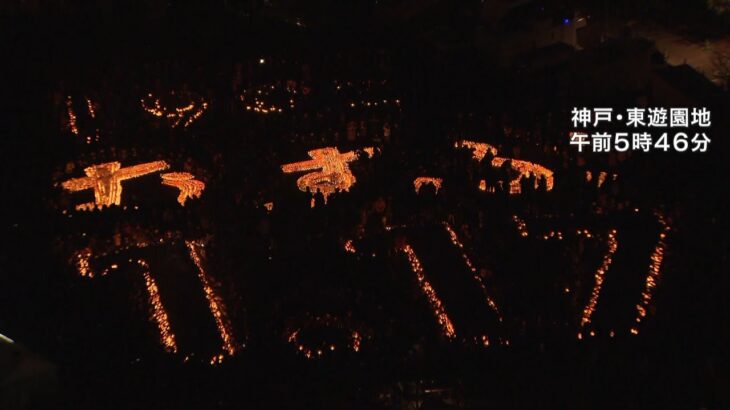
[563,18,570,25]
[259,58,265,64]
[0,333,14,344]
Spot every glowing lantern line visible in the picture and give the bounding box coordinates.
[66,96,79,136]
[632,212,670,334]
[186,241,238,361]
[399,243,456,339]
[85,97,96,118]
[579,229,619,331]
[513,215,529,238]
[442,222,503,322]
[138,259,178,353]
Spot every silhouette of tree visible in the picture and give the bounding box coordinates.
[708,0,730,14]
[709,48,730,90]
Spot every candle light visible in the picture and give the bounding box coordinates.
[282,147,372,206]
[186,241,238,360]
[413,177,443,194]
[579,229,618,329]
[456,140,554,194]
[400,243,456,339]
[161,172,205,206]
[141,93,208,128]
[62,161,170,211]
[138,259,178,353]
[442,222,502,322]
[634,212,670,329]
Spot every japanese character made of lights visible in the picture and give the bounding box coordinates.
[510,214,669,339]
[66,233,239,363]
[455,140,554,194]
[141,92,208,128]
[239,82,301,114]
[161,172,206,205]
[448,141,668,338]
[286,313,365,359]
[64,95,100,144]
[56,137,669,358]
[61,160,205,210]
[281,146,373,205]
[58,160,237,364]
